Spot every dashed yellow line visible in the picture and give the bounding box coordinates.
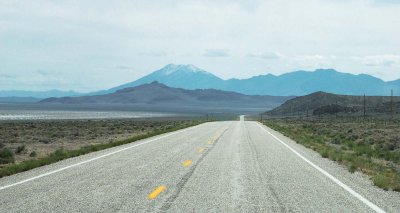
[147,185,166,200]
[198,147,204,153]
[183,160,192,167]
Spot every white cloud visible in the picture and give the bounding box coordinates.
[246,52,283,60]
[0,0,400,91]
[357,55,400,67]
[203,49,230,57]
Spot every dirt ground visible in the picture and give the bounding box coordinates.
[0,118,194,163]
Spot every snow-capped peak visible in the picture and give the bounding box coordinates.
[160,64,208,75]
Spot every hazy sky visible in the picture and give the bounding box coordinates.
[1,0,400,92]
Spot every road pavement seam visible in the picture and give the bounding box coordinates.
[158,128,229,212]
[0,124,203,191]
[244,122,286,212]
[257,122,386,213]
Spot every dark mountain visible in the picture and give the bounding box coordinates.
[91,64,224,95]
[41,82,293,112]
[0,97,41,103]
[0,90,82,98]
[103,64,400,96]
[266,91,400,116]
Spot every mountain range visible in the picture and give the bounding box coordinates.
[41,82,292,113]
[2,64,400,98]
[95,64,400,96]
[0,90,82,99]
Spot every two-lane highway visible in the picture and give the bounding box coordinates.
[1,118,399,212]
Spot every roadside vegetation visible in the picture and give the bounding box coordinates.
[0,118,203,178]
[262,117,400,192]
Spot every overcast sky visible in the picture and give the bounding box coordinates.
[1,0,400,92]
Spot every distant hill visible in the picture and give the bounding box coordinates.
[0,97,41,103]
[96,64,400,96]
[266,92,400,116]
[112,64,222,92]
[89,64,224,95]
[0,90,82,98]
[41,82,293,112]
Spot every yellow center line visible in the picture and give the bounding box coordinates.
[183,160,192,167]
[147,185,166,200]
[198,147,204,153]
[208,131,225,145]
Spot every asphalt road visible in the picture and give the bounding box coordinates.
[1,117,400,212]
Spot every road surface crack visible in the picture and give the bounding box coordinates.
[244,122,288,213]
[158,128,229,212]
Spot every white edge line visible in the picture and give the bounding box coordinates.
[256,123,386,213]
[0,124,200,191]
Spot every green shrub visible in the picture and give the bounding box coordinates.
[29,151,37,157]
[372,174,390,190]
[15,145,26,154]
[331,138,341,144]
[40,139,50,144]
[320,149,329,158]
[0,148,15,164]
[348,164,357,173]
